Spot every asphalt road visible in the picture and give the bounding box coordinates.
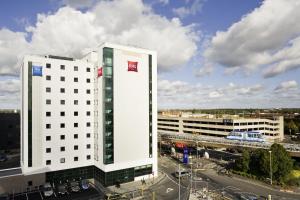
[150,156,190,200]
[158,155,300,200]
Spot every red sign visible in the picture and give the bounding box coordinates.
[97,67,102,77]
[128,61,138,72]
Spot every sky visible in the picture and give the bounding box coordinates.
[0,0,300,109]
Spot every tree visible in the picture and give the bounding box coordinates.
[287,120,299,134]
[235,149,250,172]
[249,149,268,176]
[270,143,293,183]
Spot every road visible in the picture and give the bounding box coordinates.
[157,156,300,200]
[149,156,190,200]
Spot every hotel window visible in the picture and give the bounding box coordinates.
[86,111,90,116]
[60,100,65,105]
[60,123,65,128]
[46,136,51,141]
[74,77,78,82]
[60,76,65,81]
[87,100,91,105]
[46,148,51,153]
[74,157,78,161]
[46,99,51,105]
[60,135,65,140]
[60,158,65,163]
[46,112,51,117]
[74,66,78,71]
[74,123,78,127]
[60,88,65,93]
[87,144,91,149]
[86,89,90,94]
[86,78,90,83]
[74,134,78,139]
[87,155,91,160]
[60,111,65,116]
[86,67,90,72]
[86,122,91,127]
[74,145,78,150]
[46,124,51,129]
[86,133,90,138]
[46,75,51,80]
[74,111,78,116]
[60,65,65,70]
[46,87,51,93]
[60,146,65,152]
[74,100,78,105]
[46,63,51,69]
[46,160,51,165]
[74,89,78,94]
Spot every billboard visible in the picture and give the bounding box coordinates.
[128,61,138,72]
[32,66,42,76]
[183,147,189,164]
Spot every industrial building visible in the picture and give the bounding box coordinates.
[158,112,284,142]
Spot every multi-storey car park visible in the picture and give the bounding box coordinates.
[0,43,157,194]
[158,112,284,142]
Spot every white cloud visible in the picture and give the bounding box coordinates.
[158,79,266,109]
[274,80,298,92]
[0,0,199,76]
[195,62,213,77]
[158,0,169,5]
[0,78,20,109]
[60,0,97,9]
[0,29,29,75]
[204,0,300,78]
[173,0,204,18]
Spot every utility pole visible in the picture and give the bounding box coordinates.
[189,154,193,193]
[196,141,199,168]
[178,164,181,200]
[269,150,272,185]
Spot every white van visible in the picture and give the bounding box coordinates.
[175,169,190,178]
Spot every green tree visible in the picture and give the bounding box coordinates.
[270,143,294,183]
[249,149,268,176]
[287,120,299,134]
[235,149,250,172]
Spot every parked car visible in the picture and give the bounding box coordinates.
[56,183,68,195]
[0,154,7,162]
[43,183,54,197]
[80,179,90,190]
[69,181,81,192]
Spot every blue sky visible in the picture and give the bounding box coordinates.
[0,0,300,109]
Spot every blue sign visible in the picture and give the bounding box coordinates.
[32,66,43,76]
[183,148,189,164]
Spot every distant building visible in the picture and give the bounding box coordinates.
[158,112,284,142]
[17,43,157,191]
[0,110,20,151]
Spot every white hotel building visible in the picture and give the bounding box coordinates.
[20,43,157,186]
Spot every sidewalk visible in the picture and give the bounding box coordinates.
[107,171,166,194]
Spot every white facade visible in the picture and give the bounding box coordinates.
[21,43,157,185]
[21,55,95,174]
[158,114,284,142]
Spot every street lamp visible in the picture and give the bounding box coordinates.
[269,150,272,185]
[189,154,193,192]
[178,164,181,200]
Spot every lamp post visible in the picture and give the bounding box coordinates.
[196,141,199,168]
[269,150,272,185]
[189,155,193,192]
[178,164,181,200]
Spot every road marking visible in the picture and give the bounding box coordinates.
[166,188,173,193]
[165,173,187,188]
[225,186,240,191]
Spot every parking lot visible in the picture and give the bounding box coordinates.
[9,186,104,200]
